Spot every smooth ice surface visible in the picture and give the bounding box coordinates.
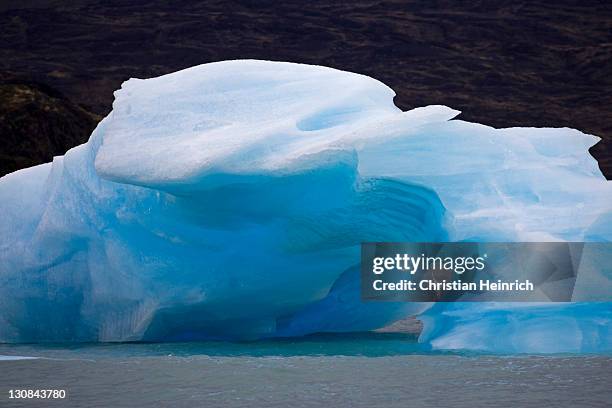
[0,60,611,351]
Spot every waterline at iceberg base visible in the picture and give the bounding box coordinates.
[0,60,610,352]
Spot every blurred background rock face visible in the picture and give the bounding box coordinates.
[0,0,610,178]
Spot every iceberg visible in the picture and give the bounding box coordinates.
[0,60,610,351]
[419,302,612,354]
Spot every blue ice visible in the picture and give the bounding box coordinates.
[0,60,610,352]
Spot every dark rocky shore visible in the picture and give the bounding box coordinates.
[1,0,611,177]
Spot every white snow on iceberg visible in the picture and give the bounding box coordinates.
[0,60,610,351]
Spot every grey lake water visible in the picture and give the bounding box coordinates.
[0,333,610,408]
